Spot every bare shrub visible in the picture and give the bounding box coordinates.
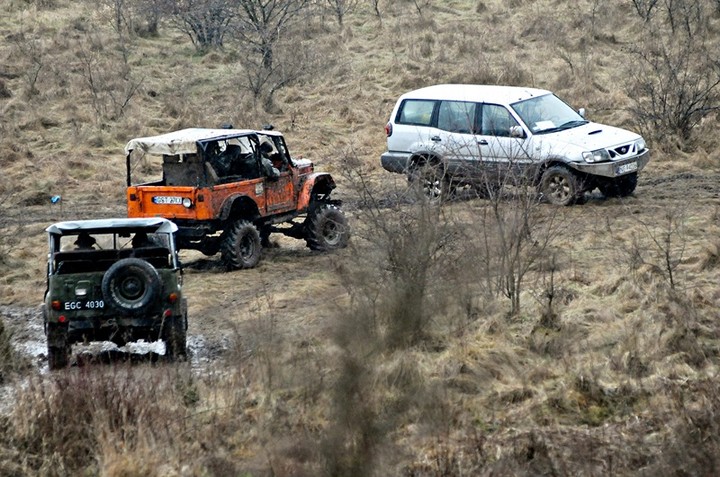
[335,159,458,349]
[101,0,167,39]
[168,0,235,52]
[0,315,30,382]
[631,0,660,21]
[663,0,707,38]
[626,33,720,148]
[459,173,565,317]
[325,0,359,26]
[9,29,45,99]
[7,366,195,474]
[240,35,326,111]
[75,31,144,123]
[232,0,312,70]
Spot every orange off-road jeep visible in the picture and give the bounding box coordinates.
[125,127,349,270]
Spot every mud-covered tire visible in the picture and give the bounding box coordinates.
[164,310,187,361]
[305,204,350,251]
[48,343,70,370]
[102,258,161,315]
[599,173,638,198]
[408,163,449,202]
[220,220,262,270]
[540,166,583,206]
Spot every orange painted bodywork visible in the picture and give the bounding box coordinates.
[127,171,302,221]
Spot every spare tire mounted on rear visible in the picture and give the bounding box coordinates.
[102,258,161,314]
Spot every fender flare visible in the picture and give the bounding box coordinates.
[219,194,261,222]
[534,158,575,185]
[408,152,443,171]
[298,172,336,210]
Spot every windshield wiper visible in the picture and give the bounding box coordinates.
[535,119,588,135]
[556,120,588,131]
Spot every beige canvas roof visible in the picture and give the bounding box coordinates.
[124,128,282,156]
[46,217,178,235]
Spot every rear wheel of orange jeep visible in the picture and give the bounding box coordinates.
[305,204,350,251]
[221,220,262,270]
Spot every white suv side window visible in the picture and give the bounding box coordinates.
[437,101,477,134]
[481,104,520,137]
[397,99,436,126]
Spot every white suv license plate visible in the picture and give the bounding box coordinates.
[152,196,183,205]
[616,162,638,175]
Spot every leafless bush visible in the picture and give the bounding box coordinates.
[345,171,461,348]
[633,205,688,290]
[240,35,326,111]
[9,29,45,99]
[76,31,144,122]
[169,0,236,52]
[6,366,195,474]
[631,0,660,21]
[626,34,720,148]
[460,171,565,317]
[103,0,170,38]
[232,0,312,69]
[0,316,30,383]
[663,0,707,38]
[325,0,359,26]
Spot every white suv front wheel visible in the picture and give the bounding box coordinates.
[540,166,583,206]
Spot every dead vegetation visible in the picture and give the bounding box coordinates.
[1,0,720,475]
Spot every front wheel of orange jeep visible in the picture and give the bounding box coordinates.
[305,204,350,251]
[221,220,262,270]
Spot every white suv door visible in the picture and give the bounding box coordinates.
[476,103,531,185]
[435,100,480,179]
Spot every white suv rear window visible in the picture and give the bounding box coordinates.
[397,100,435,126]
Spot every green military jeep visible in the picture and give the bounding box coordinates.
[42,218,187,369]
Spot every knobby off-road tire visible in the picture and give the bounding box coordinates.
[220,220,262,270]
[408,163,449,203]
[599,172,638,198]
[305,204,350,251]
[540,166,583,206]
[48,343,70,370]
[46,321,70,370]
[102,258,161,315]
[163,309,188,361]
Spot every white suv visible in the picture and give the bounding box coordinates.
[380,84,650,205]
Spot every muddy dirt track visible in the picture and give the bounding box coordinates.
[2,169,719,372]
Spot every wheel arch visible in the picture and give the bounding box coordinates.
[298,172,337,210]
[219,194,261,222]
[534,158,575,185]
[408,152,443,171]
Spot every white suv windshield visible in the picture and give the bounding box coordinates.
[511,94,587,134]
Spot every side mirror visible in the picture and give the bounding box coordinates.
[578,108,587,119]
[509,125,526,138]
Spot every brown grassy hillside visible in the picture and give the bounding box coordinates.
[1,0,720,475]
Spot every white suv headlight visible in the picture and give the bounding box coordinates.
[582,149,610,163]
[635,138,646,152]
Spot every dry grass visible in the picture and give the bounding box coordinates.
[2,0,720,475]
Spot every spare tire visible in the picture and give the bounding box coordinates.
[102,258,161,315]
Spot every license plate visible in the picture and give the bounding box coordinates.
[152,196,183,205]
[63,300,105,311]
[616,162,638,175]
